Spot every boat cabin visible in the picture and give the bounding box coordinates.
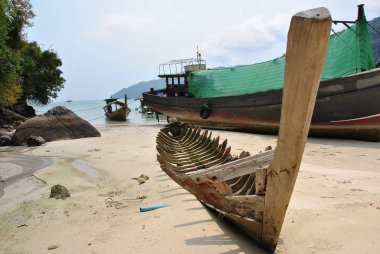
[157,57,206,97]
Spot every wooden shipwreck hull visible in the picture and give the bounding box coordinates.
[157,124,274,243]
[155,8,332,252]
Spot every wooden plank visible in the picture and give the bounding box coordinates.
[188,150,274,182]
[261,7,332,252]
[225,195,265,211]
[255,168,267,195]
[192,158,270,184]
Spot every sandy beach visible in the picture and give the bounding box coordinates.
[1,123,380,254]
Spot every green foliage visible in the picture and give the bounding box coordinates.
[20,42,65,104]
[0,44,22,106]
[0,0,64,106]
[0,0,23,106]
[6,0,34,49]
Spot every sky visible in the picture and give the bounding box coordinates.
[26,0,380,101]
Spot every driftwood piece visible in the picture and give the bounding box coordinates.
[155,7,331,252]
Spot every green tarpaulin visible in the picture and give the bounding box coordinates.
[188,19,375,98]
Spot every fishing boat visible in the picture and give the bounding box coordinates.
[156,7,331,251]
[103,95,131,121]
[143,5,380,142]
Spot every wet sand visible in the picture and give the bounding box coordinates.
[0,124,379,253]
[0,150,54,198]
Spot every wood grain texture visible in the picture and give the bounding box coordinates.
[261,7,332,252]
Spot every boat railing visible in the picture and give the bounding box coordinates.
[159,58,206,76]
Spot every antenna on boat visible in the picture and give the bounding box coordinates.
[196,46,201,63]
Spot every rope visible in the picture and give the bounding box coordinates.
[33,100,139,122]
[35,106,102,115]
[367,21,380,36]
[88,115,105,122]
[74,106,103,112]
[105,197,129,209]
[105,197,144,209]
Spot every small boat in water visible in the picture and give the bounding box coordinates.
[103,95,131,121]
[156,7,331,251]
[143,5,380,142]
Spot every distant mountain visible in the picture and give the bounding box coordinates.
[368,17,380,65]
[111,79,166,99]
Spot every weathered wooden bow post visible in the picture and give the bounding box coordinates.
[261,7,332,251]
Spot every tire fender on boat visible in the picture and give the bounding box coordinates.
[200,104,211,119]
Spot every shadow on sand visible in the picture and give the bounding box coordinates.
[175,201,270,254]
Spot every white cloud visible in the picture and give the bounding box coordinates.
[200,14,289,66]
[86,13,158,40]
[363,0,380,8]
[104,14,156,30]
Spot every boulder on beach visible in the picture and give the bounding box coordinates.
[50,184,70,199]
[0,108,27,125]
[0,135,12,146]
[26,136,46,146]
[12,106,101,145]
[8,103,36,118]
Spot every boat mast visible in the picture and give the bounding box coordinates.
[332,4,366,26]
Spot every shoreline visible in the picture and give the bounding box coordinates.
[0,124,379,253]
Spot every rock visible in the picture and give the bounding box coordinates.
[265,145,273,151]
[26,136,46,146]
[12,106,101,145]
[50,184,70,199]
[8,103,36,118]
[238,151,251,159]
[0,135,12,146]
[0,108,27,124]
[167,122,186,137]
[0,128,14,137]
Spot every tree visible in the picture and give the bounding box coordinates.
[0,0,65,106]
[6,0,34,49]
[0,47,23,106]
[20,42,65,104]
[0,0,23,106]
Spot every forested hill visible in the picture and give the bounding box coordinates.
[368,17,380,65]
[111,79,165,99]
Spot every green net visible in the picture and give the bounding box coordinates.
[188,20,375,98]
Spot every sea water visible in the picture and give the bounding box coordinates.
[31,99,165,126]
